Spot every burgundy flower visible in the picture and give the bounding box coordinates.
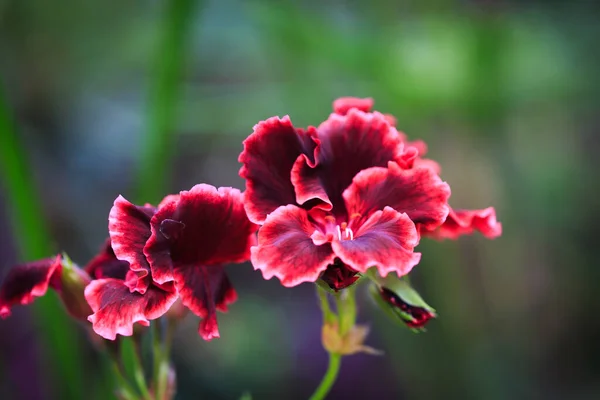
[0,241,130,321]
[241,98,452,288]
[103,184,257,340]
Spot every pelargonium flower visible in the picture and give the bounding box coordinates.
[99,184,257,340]
[239,97,501,290]
[0,240,129,321]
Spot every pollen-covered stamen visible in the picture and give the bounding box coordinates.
[336,222,354,241]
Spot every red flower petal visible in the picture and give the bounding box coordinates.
[0,255,62,318]
[158,194,180,209]
[109,196,156,293]
[251,205,336,287]
[398,132,428,157]
[144,185,257,286]
[332,207,421,277]
[422,207,502,240]
[292,110,404,217]
[171,266,237,340]
[384,113,397,126]
[84,239,130,280]
[332,97,374,115]
[85,278,178,340]
[239,116,319,224]
[344,162,450,230]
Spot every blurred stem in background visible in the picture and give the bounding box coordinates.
[0,88,85,398]
[135,0,198,205]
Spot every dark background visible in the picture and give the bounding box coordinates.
[1,1,599,399]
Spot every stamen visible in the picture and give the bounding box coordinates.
[336,225,342,241]
[350,213,362,220]
[345,227,354,240]
[324,215,336,223]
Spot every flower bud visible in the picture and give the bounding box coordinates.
[57,254,93,320]
[370,275,436,332]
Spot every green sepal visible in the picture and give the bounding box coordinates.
[381,275,436,314]
[367,269,436,333]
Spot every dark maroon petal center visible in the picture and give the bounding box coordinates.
[320,258,360,291]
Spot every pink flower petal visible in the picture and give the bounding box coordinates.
[108,196,156,293]
[251,205,336,287]
[332,207,421,277]
[422,207,502,240]
[171,266,237,341]
[84,239,130,280]
[343,162,450,230]
[85,278,178,340]
[0,255,62,318]
[292,110,404,217]
[144,184,257,285]
[239,116,319,224]
[332,97,374,115]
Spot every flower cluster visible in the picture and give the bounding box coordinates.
[240,97,501,292]
[1,185,257,342]
[0,96,501,399]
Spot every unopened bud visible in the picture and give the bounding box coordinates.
[57,254,93,320]
[370,274,436,332]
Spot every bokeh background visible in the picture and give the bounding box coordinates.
[1,0,599,399]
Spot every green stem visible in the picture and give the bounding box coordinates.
[316,286,336,324]
[334,286,357,336]
[155,321,175,400]
[131,341,153,400]
[110,360,139,400]
[308,353,342,400]
[152,322,163,400]
[135,0,197,204]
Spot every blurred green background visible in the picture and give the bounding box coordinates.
[1,0,599,399]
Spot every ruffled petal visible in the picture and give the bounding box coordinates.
[108,196,156,293]
[84,239,130,280]
[158,194,180,209]
[332,97,374,115]
[344,162,450,230]
[422,207,502,240]
[395,140,441,174]
[398,132,428,157]
[239,116,319,224]
[85,278,178,340]
[144,185,257,286]
[332,207,421,277]
[291,154,332,212]
[171,266,237,340]
[292,109,404,217]
[0,255,62,318]
[251,205,336,287]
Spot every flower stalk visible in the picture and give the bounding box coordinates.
[131,339,153,400]
[311,283,365,400]
[309,352,342,400]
